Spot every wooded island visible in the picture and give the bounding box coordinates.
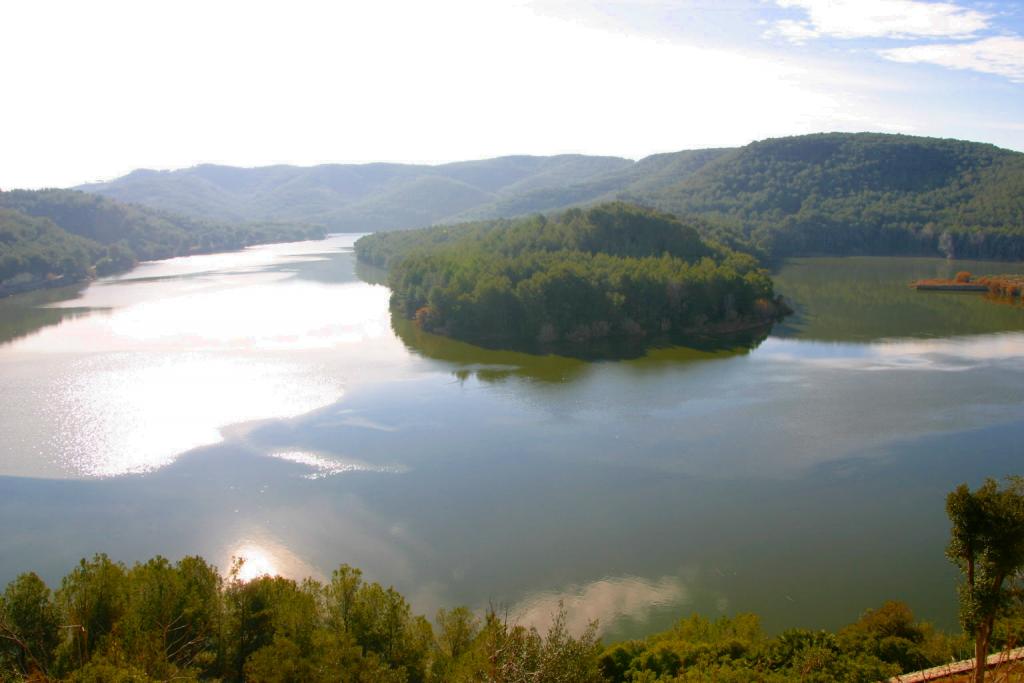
[356,203,789,347]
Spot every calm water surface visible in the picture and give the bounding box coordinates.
[1,237,1023,639]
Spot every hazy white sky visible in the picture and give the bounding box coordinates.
[2,0,1022,189]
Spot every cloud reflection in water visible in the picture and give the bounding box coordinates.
[759,332,1024,373]
[511,575,689,636]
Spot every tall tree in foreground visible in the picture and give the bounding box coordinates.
[947,476,1024,683]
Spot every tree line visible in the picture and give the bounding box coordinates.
[0,190,324,293]
[0,558,969,683]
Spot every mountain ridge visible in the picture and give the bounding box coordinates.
[75,152,708,231]
[76,132,1024,260]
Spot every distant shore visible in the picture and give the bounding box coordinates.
[912,282,989,292]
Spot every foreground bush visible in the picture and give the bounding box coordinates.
[0,555,975,682]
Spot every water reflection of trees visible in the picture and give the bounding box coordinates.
[771,257,1024,342]
[389,313,770,384]
[353,259,388,286]
[0,283,93,346]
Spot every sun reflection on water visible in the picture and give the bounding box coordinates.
[53,354,342,476]
[269,450,407,479]
[227,538,322,583]
[0,235,410,478]
[232,544,279,582]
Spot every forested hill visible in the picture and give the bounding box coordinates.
[80,134,1024,259]
[0,189,323,295]
[356,203,786,346]
[636,133,1024,260]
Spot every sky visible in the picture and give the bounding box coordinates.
[2,0,1023,189]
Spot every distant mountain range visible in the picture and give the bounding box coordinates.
[76,151,729,232]
[79,133,1024,260]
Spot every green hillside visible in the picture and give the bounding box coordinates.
[0,189,323,295]
[0,208,99,287]
[447,148,733,223]
[634,133,1024,260]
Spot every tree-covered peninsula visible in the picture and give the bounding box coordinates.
[356,203,787,346]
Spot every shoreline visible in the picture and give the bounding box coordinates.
[0,234,331,300]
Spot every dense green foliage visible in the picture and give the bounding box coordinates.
[637,133,1024,260]
[599,601,966,682]
[0,555,975,683]
[0,209,99,285]
[357,203,782,345]
[83,133,1024,260]
[946,476,1024,682]
[0,190,324,294]
[0,555,604,682]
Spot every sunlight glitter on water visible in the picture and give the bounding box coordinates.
[102,238,348,284]
[15,280,392,353]
[269,450,407,479]
[53,354,343,477]
[232,544,279,582]
[227,537,323,583]
[0,235,409,478]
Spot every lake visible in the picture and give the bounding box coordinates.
[1,235,1023,641]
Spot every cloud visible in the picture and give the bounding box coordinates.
[768,18,822,44]
[0,0,905,189]
[772,0,990,42]
[768,0,1024,84]
[881,35,1024,82]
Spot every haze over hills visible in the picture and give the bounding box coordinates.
[78,132,1024,260]
[75,151,738,232]
[77,155,644,232]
